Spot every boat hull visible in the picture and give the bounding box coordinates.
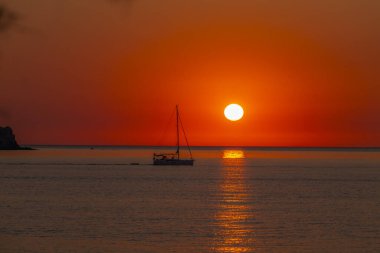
[153,159,194,166]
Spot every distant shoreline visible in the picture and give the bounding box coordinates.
[0,146,34,150]
[16,145,380,152]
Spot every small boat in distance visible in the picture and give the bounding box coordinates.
[153,105,194,166]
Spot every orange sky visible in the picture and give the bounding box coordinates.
[0,0,379,146]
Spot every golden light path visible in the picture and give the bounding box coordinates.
[223,150,245,159]
[224,104,244,121]
[213,150,256,252]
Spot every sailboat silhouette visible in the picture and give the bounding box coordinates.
[153,105,194,166]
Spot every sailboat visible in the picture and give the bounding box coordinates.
[153,105,194,166]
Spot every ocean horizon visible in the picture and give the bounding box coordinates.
[21,145,380,151]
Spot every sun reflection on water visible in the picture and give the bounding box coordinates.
[213,150,256,252]
[223,150,245,159]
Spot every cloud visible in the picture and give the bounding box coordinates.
[0,1,134,33]
[0,4,17,32]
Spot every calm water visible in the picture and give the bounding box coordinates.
[0,147,379,252]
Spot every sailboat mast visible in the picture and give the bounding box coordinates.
[176,105,180,158]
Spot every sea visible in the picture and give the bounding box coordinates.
[0,146,379,253]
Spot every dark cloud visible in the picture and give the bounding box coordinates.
[0,1,134,33]
[0,4,17,32]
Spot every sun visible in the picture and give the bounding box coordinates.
[224,104,244,121]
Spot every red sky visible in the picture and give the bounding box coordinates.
[1,0,379,146]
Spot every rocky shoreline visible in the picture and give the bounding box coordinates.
[0,126,33,150]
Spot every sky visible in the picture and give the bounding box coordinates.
[0,0,379,147]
